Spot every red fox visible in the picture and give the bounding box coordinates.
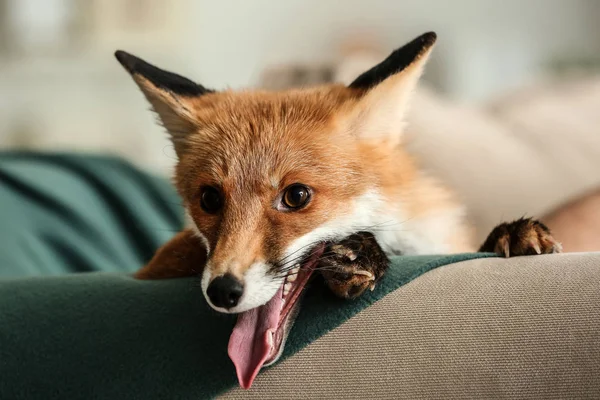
[116,32,561,389]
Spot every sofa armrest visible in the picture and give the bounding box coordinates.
[222,253,600,399]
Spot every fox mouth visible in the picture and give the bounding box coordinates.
[228,243,326,389]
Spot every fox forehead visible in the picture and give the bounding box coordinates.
[190,85,360,128]
[175,85,366,197]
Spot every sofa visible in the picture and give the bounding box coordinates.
[222,253,600,399]
[0,152,598,399]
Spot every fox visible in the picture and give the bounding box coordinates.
[115,32,562,389]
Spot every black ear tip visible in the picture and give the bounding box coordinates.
[348,31,438,91]
[114,50,138,73]
[421,31,437,46]
[114,49,211,96]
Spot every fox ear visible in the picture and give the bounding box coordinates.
[115,50,213,156]
[345,32,436,145]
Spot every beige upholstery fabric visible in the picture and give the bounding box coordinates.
[406,85,600,243]
[221,253,600,399]
[542,189,600,252]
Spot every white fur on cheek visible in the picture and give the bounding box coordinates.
[283,190,384,261]
[202,261,283,314]
[282,188,460,262]
[372,209,462,256]
[238,262,283,312]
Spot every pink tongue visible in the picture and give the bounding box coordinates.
[228,286,283,389]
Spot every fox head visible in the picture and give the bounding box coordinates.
[117,32,437,313]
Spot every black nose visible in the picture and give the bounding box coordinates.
[207,274,244,309]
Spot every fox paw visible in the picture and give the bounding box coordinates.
[479,217,562,257]
[319,232,390,299]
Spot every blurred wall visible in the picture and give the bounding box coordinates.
[183,0,600,99]
[0,0,599,173]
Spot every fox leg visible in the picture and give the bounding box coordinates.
[319,231,390,299]
[479,217,562,257]
[135,229,207,280]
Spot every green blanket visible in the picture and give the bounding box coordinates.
[0,152,493,399]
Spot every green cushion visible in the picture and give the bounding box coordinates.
[0,151,182,277]
[0,152,494,399]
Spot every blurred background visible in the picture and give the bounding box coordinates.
[1,0,600,246]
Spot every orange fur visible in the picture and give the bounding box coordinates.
[144,86,472,280]
[116,34,472,295]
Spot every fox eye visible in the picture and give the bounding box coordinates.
[200,186,222,214]
[282,184,311,210]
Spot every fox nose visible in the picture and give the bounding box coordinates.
[207,274,244,309]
